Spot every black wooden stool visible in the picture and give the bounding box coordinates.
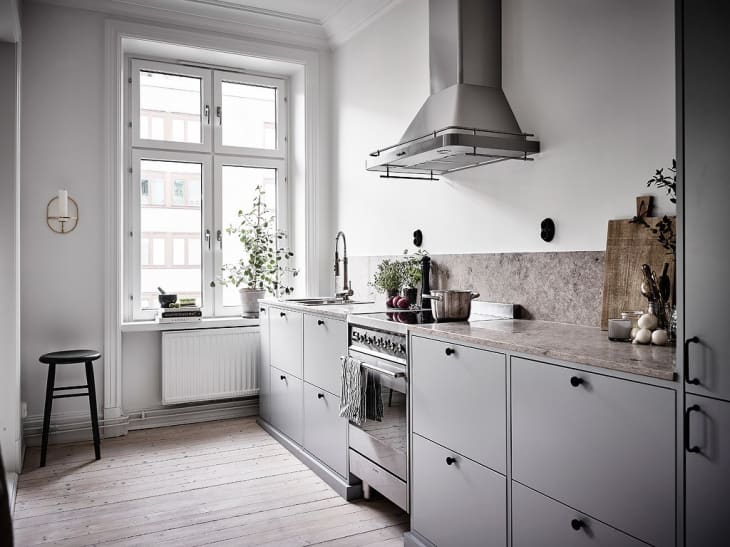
[39,349,102,467]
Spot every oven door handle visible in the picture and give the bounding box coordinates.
[361,362,406,378]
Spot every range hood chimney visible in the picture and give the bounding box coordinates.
[367,0,539,179]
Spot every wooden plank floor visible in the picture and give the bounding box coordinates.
[13,418,408,546]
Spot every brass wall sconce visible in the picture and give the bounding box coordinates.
[47,190,79,234]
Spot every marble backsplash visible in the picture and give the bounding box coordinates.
[348,251,605,327]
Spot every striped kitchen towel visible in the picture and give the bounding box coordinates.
[339,355,366,425]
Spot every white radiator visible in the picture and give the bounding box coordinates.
[162,327,260,405]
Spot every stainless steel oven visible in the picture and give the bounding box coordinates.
[347,317,412,511]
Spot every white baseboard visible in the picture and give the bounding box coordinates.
[23,397,259,446]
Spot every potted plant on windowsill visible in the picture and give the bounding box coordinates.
[219,185,297,315]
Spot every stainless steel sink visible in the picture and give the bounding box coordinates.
[280,297,373,306]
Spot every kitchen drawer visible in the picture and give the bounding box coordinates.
[512,482,644,547]
[303,382,347,477]
[258,305,271,421]
[270,307,303,378]
[411,433,506,547]
[349,449,407,511]
[411,335,506,473]
[303,314,347,396]
[269,365,303,445]
[511,357,675,547]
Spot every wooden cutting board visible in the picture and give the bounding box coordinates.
[600,216,676,330]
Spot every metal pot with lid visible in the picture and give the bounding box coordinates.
[422,289,480,322]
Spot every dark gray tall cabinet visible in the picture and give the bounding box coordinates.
[679,2,730,545]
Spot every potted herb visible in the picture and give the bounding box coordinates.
[219,185,297,315]
[400,250,428,305]
[370,259,402,298]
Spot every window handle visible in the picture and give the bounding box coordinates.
[217,230,222,249]
[205,229,211,250]
[216,106,222,125]
[204,104,210,124]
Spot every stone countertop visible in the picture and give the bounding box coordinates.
[261,299,387,320]
[409,319,676,381]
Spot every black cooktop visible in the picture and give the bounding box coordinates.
[355,309,435,325]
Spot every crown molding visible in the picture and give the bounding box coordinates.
[27,0,401,49]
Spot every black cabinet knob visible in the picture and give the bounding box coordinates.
[318,319,325,326]
[445,456,456,465]
[280,375,286,380]
[570,376,584,387]
[571,519,585,531]
[445,348,455,356]
[260,307,266,313]
[317,393,325,399]
[280,312,286,317]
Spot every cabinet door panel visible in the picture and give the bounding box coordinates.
[686,394,730,546]
[512,482,643,547]
[303,382,347,477]
[411,336,506,473]
[269,365,303,445]
[258,305,271,421]
[511,357,675,547]
[411,433,506,547]
[269,308,303,378]
[683,2,730,403]
[303,315,347,396]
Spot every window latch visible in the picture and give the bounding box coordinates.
[216,106,222,124]
[205,229,211,249]
[216,230,222,249]
[204,105,210,124]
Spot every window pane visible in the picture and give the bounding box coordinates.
[220,165,276,307]
[139,70,202,144]
[221,81,276,149]
[140,159,203,309]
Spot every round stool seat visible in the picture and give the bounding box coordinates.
[39,349,101,365]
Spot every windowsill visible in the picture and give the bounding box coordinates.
[121,316,260,333]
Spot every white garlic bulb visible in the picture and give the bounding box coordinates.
[633,328,652,344]
[652,329,669,346]
[630,327,640,339]
[638,313,659,330]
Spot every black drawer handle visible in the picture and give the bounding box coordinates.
[685,404,702,454]
[684,336,700,385]
[445,348,455,356]
[570,376,584,387]
[317,319,325,326]
[571,519,585,531]
[317,393,325,399]
[280,375,286,381]
[445,456,456,465]
[280,312,286,318]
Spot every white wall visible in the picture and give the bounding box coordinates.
[333,0,676,256]
[20,4,107,419]
[0,40,22,472]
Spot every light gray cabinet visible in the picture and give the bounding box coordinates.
[512,482,643,547]
[411,433,506,547]
[303,315,347,397]
[258,305,271,421]
[511,357,675,547]
[269,308,303,378]
[269,365,303,445]
[411,336,506,473]
[303,382,347,478]
[685,394,730,546]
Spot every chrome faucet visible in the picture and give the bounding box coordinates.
[334,231,354,301]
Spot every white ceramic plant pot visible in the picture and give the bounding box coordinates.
[239,288,266,316]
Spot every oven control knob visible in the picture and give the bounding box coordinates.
[366,336,374,345]
[398,344,406,354]
[352,332,360,342]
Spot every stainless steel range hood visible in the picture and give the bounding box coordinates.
[367,0,539,179]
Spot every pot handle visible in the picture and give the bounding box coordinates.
[471,292,481,300]
[422,293,442,301]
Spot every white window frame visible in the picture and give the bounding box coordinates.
[213,71,287,158]
[126,57,289,321]
[131,59,213,153]
[213,156,287,317]
[130,148,213,321]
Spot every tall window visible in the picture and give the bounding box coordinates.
[127,59,287,320]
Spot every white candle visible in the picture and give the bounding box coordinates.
[58,189,69,218]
